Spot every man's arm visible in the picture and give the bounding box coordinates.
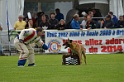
[36,39,48,50]
[19,29,26,41]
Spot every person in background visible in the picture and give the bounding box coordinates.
[0,22,4,55]
[108,11,118,28]
[103,15,114,29]
[71,14,82,29]
[57,19,66,30]
[49,13,59,29]
[25,19,37,29]
[39,14,50,30]
[0,22,3,31]
[81,15,87,29]
[14,15,26,30]
[118,15,124,28]
[88,11,94,17]
[86,15,96,29]
[55,8,64,21]
[36,12,45,26]
[31,13,37,27]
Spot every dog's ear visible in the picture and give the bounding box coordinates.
[69,40,72,43]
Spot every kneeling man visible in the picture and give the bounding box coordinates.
[14,27,48,67]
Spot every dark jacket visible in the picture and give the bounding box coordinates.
[49,19,59,29]
[57,24,66,30]
[39,21,50,29]
[55,13,64,21]
[118,20,124,28]
[112,15,118,28]
[103,20,114,28]
[86,21,96,29]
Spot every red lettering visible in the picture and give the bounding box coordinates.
[101,46,106,52]
[101,45,123,52]
[89,46,98,53]
[99,40,102,45]
[105,38,124,45]
[85,40,89,45]
[117,45,123,52]
[85,39,102,45]
[105,40,109,44]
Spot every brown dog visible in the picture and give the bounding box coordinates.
[63,39,86,65]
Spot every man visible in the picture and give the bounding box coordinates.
[71,14,82,29]
[55,8,64,21]
[39,14,50,29]
[0,22,4,55]
[103,15,114,29]
[14,15,26,30]
[108,11,118,28]
[14,27,48,67]
[86,15,96,29]
[49,13,59,29]
[118,15,124,28]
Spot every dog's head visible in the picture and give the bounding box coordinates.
[63,38,72,49]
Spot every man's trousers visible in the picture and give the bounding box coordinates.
[14,38,35,66]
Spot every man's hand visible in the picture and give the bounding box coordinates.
[42,43,48,50]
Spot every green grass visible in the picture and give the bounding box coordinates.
[0,54,124,82]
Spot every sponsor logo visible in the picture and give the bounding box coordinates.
[48,40,61,53]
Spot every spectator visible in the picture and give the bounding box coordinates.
[14,15,26,30]
[55,8,64,21]
[118,15,124,28]
[86,15,96,29]
[71,14,81,29]
[92,9,102,21]
[0,22,4,55]
[81,15,87,29]
[36,12,45,26]
[0,22,2,31]
[25,19,37,29]
[39,15,50,30]
[49,13,59,29]
[108,11,118,28]
[88,11,94,17]
[99,19,104,28]
[31,13,37,26]
[92,9,102,17]
[103,15,114,29]
[57,19,66,30]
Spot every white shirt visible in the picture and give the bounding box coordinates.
[17,28,44,46]
[81,20,87,29]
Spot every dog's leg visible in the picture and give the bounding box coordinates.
[78,51,82,65]
[82,51,86,64]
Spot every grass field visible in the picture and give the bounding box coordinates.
[0,54,124,82]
